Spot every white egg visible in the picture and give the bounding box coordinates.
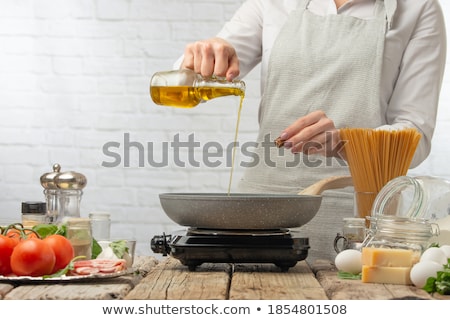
[410,260,444,288]
[420,247,448,265]
[439,245,450,259]
[334,249,362,274]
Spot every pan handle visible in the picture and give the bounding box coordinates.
[298,175,353,196]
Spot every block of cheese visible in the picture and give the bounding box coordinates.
[361,265,412,285]
[362,247,417,267]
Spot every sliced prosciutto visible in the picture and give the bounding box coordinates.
[70,259,127,276]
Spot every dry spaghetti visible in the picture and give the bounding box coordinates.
[340,127,421,219]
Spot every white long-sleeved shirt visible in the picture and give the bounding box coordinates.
[215,0,447,167]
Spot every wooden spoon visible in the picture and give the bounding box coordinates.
[298,175,353,196]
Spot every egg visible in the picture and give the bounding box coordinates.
[334,249,362,274]
[439,245,450,259]
[410,260,444,288]
[420,247,448,265]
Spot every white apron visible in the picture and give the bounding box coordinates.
[238,0,397,262]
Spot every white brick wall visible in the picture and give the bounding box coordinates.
[0,0,449,257]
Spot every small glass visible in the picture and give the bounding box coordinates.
[89,212,111,241]
[97,239,136,268]
[354,191,377,226]
[66,218,92,260]
[125,240,136,268]
[334,217,366,253]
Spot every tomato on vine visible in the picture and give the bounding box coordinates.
[10,238,56,277]
[43,234,75,273]
[0,235,17,275]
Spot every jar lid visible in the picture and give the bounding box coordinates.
[40,163,62,189]
[21,201,46,214]
[54,171,87,190]
[371,176,424,218]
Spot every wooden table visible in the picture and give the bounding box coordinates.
[1,256,448,300]
[126,257,447,300]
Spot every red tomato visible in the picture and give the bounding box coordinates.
[0,235,17,275]
[10,238,56,277]
[43,234,75,273]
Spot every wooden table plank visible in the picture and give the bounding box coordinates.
[230,261,328,300]
[2,256,158,300]
[125,257,231,300]
[0,283,14,299]
[311,260,435,300]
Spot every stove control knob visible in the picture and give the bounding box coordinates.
[151,234,171,256]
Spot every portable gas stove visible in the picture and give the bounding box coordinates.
[151,228,309,271]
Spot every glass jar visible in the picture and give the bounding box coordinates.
[150,69,246,108]
[372,175,450,220]
[362,216,439,257]
[21,201,47,228]
[66,218,92,260]
[334,217,366,252]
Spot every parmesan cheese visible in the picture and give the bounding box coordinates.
[362,247,417,267]
[361,265,412,285]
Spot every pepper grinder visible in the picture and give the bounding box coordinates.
[40,164,87,224]
[40,164,62,223]
[55,169,87,223]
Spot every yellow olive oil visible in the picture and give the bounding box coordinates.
[150,86,244,108]
[227,94,245,195]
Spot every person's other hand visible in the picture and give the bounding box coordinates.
[180,37,240,81]
[278,110,346,159]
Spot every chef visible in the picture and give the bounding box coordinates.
[177,0,447,261]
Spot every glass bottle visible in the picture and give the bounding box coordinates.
[66,218,92,260]
[150,69,246,108]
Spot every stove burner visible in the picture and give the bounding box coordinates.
[151,229,309,272]
[186,227,291,236]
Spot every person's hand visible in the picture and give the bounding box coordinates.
[277,110,346,159]
[180,37,240,81]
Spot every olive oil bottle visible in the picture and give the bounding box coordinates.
[150,69,245,108]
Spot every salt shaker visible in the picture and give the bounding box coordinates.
[89,212,111,241]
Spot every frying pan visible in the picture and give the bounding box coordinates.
[159,176,353,230]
